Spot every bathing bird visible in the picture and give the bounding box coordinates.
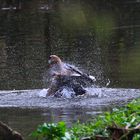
[48,55,96,80]
[47,55,96,96]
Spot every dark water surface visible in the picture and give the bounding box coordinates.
[0,0,140,89]
[0,88,140,139]
[0,107,96,139]
[0,0,140,139]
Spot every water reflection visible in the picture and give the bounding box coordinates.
[0,88,140,139]
[0,0,140,89]
[0,107,109,140]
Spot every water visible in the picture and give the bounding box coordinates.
[0,88,140,139]
[0,88,140,109]
[0,0,140,139]
[0,0,140,89]
[0,107,97,139]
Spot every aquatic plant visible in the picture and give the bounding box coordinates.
[71,99,140,139]
[32,98,140,140]
[133,134,140,140]
[32,121,76,140]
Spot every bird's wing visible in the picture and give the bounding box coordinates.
[65,64,96,83]
[65,63,83,74]
[64,64,82,76]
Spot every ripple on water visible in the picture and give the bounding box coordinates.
[0,88,140,109]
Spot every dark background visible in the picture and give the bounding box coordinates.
[0,0,140,89]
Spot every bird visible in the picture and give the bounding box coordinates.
[47,55,96,96]
[48,55,96,80]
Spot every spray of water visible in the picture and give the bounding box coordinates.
[40,61,101,98]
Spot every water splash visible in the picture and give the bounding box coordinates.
[43,61,98,98]
[0,88,140,108]
[37,89,48,98]
[38,84,103,99]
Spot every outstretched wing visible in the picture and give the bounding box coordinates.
[65,64,96,83]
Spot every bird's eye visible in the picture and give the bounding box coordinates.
[49,56,51,59]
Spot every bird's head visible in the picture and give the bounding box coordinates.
[48,55,62,66]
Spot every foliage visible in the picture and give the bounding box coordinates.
[32,121,76,140]
[71,98,140,139]
[32,99,140,140]
[133,134,140,140]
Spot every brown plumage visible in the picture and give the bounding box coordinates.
[47,55,72,96]
[47,55,95,96]
[48,55,73,77]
